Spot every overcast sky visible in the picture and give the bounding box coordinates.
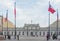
[0,0,60,27]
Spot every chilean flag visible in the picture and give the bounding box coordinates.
[14,2,16,18]
[48,3,55,14]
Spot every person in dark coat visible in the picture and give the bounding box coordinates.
[17,35,19,40]
[5,35,6,39]
[46,33,50,41]
[8,35,10,40]
[52,33,57,40]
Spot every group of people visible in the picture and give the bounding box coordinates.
[4,35,19,40]
[4,33,58,40]
[46,33,58,41]
[5,35,11,40]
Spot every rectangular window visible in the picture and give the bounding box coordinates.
[12,32,13,35]
[40,32,41,35]
[7,32,9,35]
[59,32,60,35]
[23,32,24,35]
[43,32,45,35]
[4,32,6,35]
[35,32,37,35]
[47,32,49,34]
[51,32,52,35]
[19,32,20,35]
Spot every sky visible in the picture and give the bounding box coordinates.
[0,0,60,27]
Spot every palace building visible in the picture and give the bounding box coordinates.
[0,16,60,37]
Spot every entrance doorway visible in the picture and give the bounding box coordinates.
[30,32,34,37]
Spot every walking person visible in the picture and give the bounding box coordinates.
[8,35,10,40]
[46,33,50,41]
[9,35,11,39]
[52,33,57,40]
[5,35,6,39]
[8,35,9,39]
[17,35,19,40]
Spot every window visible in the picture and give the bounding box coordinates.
[27,31,28,36]
[12,32,13,35]
[37,27,39,29]
[32,27,35,29]
[35,32,37,35]
[51,32,52,35]
[22,31,24,35]
[29,27,31,29]
[40,32,41,35]
[7,32,9,35]
[4,32,6,35]
[59,32,60,35]
[19,32,20,35]
[43,32,45,35]
[47,32,49,34]
[25,27,27,29]
[30,32,33,36]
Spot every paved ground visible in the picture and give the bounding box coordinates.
[1,39,60,41]
[0,36,60,41]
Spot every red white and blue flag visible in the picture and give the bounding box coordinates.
[48,2,55,14]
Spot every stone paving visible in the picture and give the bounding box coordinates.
[0,36,60,41]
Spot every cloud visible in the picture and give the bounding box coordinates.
[54,0,60,3]
[0,0,59,27]
[15,0,49,27]
[0,0,13,8]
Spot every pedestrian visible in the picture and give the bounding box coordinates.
[17,35,19,40]
[14,35,16,39]
[9,35,11,39]
[8,35,10,40]
[5,35,6,39]
[46,33,50,41]
[8,35,9,39]
[52,33,57,40]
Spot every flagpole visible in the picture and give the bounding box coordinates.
[48,1,50,36]
[49,12,50,36]
[2,13,3,35]
[48,1,55,37]
[14,2,16,39]
[6,10,8,36]
[57,9,58,36]
[15,12,16,39]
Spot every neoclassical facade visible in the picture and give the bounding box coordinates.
[0,16,60,37]
[2,23,60,37]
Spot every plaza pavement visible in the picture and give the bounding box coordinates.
[0,36,60,41]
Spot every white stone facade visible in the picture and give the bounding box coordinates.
[2,24,60,37]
